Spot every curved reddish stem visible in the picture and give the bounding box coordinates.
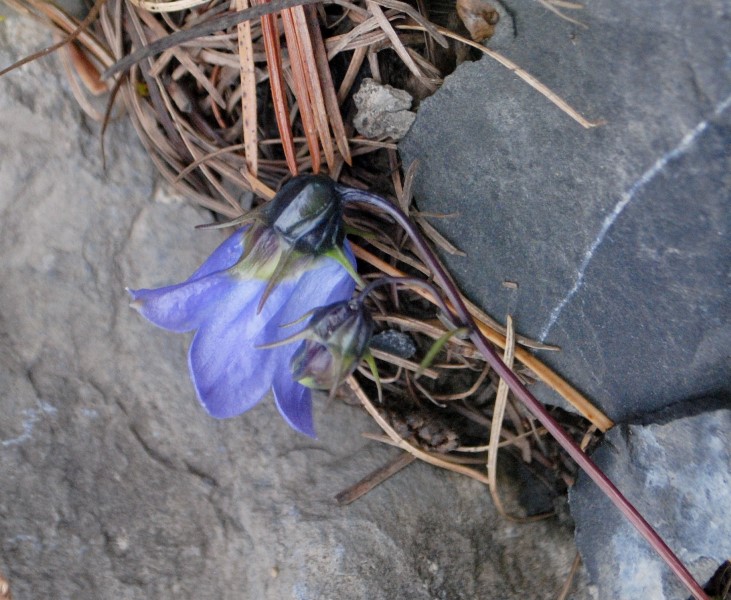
[339,185,709,600]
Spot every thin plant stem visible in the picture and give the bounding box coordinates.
[337,185,709,600]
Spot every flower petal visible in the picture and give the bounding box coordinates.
[263,243,356,435]
[270,242,357,332]
[188,227,246,281]
[128,272,238,333]
[272,375,315,437]
[188,278,298,418]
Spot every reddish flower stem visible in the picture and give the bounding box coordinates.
[340,186,709,600]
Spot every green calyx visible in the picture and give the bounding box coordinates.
[282,300,375,394]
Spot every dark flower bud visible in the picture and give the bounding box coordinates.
[267,175,344,255]
[290,300,373,390]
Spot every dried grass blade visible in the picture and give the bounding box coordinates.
[130,0,212,12]
[126,8,228,109]
[431,361,490,401]
[236,0,259,175]
[122,82,237,212]
[388,149,404,207]
[64,66,105,121]
[328,0,369,18]
[537,0,587,28]
[59,41,107,120]
[178,131,242,210]
[486,315,515,517]
[180,57,227,108]
[174,143,247,182]
[405,46,442,80]
[455,427,549,453]
[366,239,430,276]
[26,0,114,67]
[369,349,439,379]
[398,24,604,128]
[337,45,367,103]
[130,13,236,206]
[347,376,493,486]
[281,7,322,171]
[366,0,435,90]
[326,16,381,59]
[373,313,448,339]
[371,0,448,47]
[557,553,583,600]
[102,0,324,79]
[244,170,277,199]
[292,6,336,169]
[401,158,419,211]
[256,4,299,174]
[414,215,466,256]
[335,452,416,505]
[0,0,110,78]
[304,5,352,164]
[126,8,191,162]
[149,48,175,77]
[415,0,435,62]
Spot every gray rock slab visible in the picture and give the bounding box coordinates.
[569,404,731,599]
[399,0,731,422]
[0,17,594,599]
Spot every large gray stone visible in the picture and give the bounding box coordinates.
[569,403,731,599]
[0,17,593,599]
[399,0,731,422]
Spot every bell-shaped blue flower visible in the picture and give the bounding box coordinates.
[128,176,356,437]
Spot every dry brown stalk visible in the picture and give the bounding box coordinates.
[486,315,515,517]
[256,3,299,174]
[304,4,352,163]
[335,452,416,504]
[235,0,259,175]
[281,7,322,170]
[347,376,494,485]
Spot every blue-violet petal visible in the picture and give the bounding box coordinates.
[129,273,239,333]
[188,277,297,418]
[273,375,315,437]
[188,227,247,281]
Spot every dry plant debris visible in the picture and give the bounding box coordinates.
[0,570,11,600]
[5,0,607,536]
[5,0,599,212]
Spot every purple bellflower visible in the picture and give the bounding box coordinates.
[128,176,357,437]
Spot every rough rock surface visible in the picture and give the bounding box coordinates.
[570,403,731,599]
[399,0,731,422]
[0,18,593,599]
[353,78,416,140]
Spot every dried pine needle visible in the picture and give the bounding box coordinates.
[398,23,605,129]
[486,315,515,517]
